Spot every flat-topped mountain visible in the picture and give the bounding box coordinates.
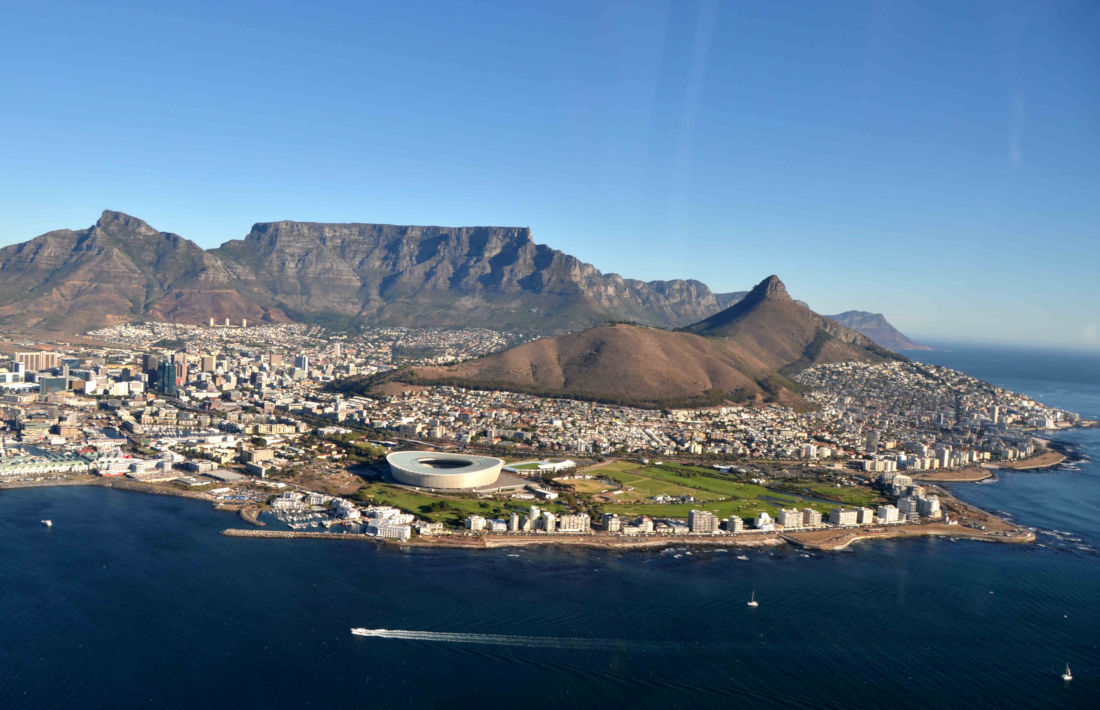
[360,276,903,409]
[213,219,746,330]
[0,211,744,332]
[824,311,930,351]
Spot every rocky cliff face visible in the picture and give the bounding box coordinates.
[212,220,746,329]
[0,212,745,332]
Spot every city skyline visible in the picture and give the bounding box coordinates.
[2,1,1097,349]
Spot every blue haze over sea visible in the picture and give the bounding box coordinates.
[2,345,1099,708]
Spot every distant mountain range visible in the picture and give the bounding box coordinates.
[359,275,903,409]
[823,311,929,351]
[0,211,924,350]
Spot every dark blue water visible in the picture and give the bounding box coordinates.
[2,345,1099,708]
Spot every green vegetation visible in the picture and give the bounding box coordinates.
[779,481,886,508]
[584,459,871,521]
[354,482,564,526]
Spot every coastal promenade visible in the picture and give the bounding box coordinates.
[221,527,785,550]
[221,521,1035,552]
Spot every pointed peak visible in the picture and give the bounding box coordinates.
[96,210,156,234]
[749,274,790,301]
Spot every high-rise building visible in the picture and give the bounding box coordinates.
[157,361,177,396]
[802,508,822,527]
[916,494,941,518]
[829,508,859,526]
[776,508,802,529]
[876,505,900,524]
[557,513,590,533]
[294,355,310,370]
[15,351,60,372]
[688,509,719,533]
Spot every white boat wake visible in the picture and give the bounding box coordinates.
[350,627,685,652]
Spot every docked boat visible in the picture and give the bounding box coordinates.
[40,519,52,527]
[1062,664,1072,681]
[747,590,758,608]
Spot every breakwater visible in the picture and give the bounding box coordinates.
[222,528,385,544]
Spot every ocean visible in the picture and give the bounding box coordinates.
[2,345,1099,708]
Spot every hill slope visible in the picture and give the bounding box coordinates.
[824,311,930,351]
[684,275,901,370]
[364,276,902,408]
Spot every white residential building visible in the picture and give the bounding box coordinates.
[876,504,900,523]
[829,508,859,526]
[777,508,803,529]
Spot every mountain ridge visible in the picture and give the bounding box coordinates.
[0,211,745,332]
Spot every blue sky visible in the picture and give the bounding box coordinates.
[2,1,1098,349]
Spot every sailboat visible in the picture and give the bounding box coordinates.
[747,590,758,608]
[1061,664,1072,681]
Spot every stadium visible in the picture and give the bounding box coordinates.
[386,451,504,490]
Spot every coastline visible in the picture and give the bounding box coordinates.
[994,449,1067,470]
[913,446,1069,482]
[782,523,1034,551]
[913,467,994,483]
[0,476,218,502]
[221,521,1034,553]
[1,472,1039,554]
[221,528,785,550]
